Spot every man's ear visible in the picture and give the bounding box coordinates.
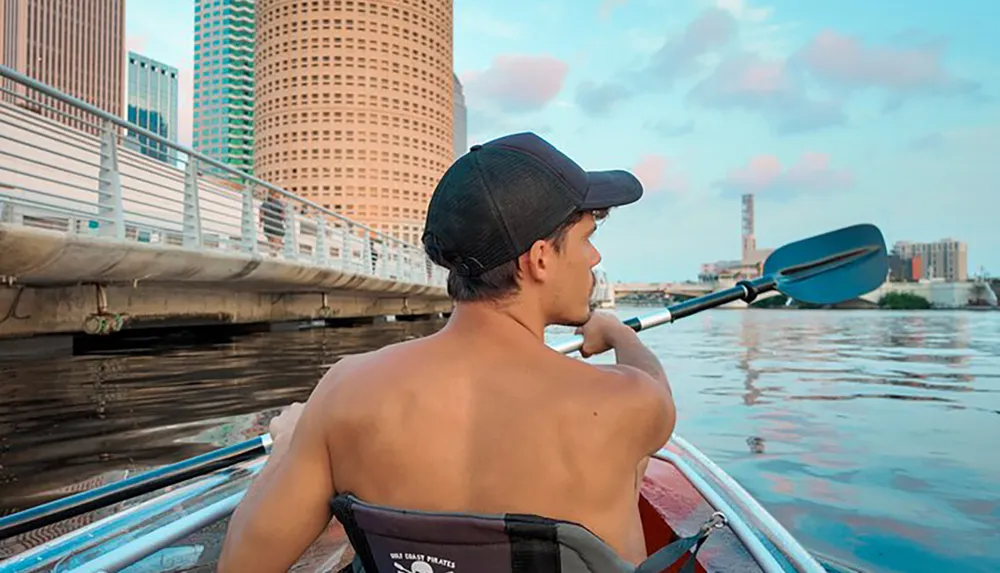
[520,239,555,284]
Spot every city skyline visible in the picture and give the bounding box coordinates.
[892,238,969,282]
[191,0,255,174]
[125,51,180,164]
[1,0,125,134]
[119,0,998,280]
[252,0,454,245]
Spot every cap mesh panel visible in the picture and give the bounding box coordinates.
[423,147,583,274]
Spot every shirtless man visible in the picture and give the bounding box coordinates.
[219,132,676,572]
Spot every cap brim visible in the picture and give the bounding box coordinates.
[580,170,644,210]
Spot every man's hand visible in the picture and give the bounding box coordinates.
[270,402,304,442]
[219,399,334,572]
[574,310,633,358]
[267,402,305,464]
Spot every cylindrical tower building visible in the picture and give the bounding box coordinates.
[254,0,454,246]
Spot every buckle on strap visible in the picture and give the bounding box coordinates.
[699,511,727,535]
[634,512,728,573]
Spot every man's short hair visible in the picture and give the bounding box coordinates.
[432,209,609,302]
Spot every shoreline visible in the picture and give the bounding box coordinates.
[613,303,999,312]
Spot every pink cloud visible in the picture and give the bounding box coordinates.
[687,52,844,133]
[461,55,569,112]
[715,152,854,200]
[676,20,978,129]
[632,154,688,195]
[724,154,782,191]
[783,152,855,191]
[796,30,972,93]
[734,57,789,94]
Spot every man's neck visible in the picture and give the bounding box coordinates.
[444,300,548,343]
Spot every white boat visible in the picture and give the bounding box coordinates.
[591,266,616,308]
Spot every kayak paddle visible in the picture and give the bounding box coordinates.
[551,222,887,353]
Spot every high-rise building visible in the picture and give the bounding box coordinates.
[888,253,923,282]
[0,0,125,134]
[125,52,179,165]
[193,0,255,175]
[892,239,968,282]
[0,2,28,89]
[741,193,755,264]
[737,193,771,277]
[254,0,454,246]
[453,73,466,160]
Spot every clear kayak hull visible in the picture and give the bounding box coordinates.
[0,436,828,573]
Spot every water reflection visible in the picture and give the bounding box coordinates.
[0,318,446,514]
[683,310,998,573]
[568,307,999,572]
[737,308,763,406]
[1,309,999,572]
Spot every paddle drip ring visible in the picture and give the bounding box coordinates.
[736,280,759,303]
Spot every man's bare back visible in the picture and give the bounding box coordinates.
[316,310,673,563]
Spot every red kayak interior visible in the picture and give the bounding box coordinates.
[641,454,765,573]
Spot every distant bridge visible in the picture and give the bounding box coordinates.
[613,280,783,307]
[614,282,715,299]
[617,279,999,310]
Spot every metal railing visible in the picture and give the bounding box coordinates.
[0,65,447,289]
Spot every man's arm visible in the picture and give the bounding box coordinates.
[580,312,676,456]
[606,325,676,454]
[607,326,668,387]
[218,397,335,572]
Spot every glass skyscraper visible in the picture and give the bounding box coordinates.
[193,0,254,175]
[125,51,179,165]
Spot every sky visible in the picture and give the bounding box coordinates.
[125,0,999,282]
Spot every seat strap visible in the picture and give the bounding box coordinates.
[337,556,365,573]
[634,512,726,573]
[330,495,379,573]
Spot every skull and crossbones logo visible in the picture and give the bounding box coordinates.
[393,560,453,573]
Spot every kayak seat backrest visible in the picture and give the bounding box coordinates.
[330,493,631,573]
[330,493,711,573]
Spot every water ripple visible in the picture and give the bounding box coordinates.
[1,309,998,572]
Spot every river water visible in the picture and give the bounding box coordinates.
[1,309,998,572]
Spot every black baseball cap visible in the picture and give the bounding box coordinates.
[422,132,643,276]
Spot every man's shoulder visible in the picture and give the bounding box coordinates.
[311,349,377,395]
[547,352,660,396]
[543,354,673,438]
[316,337,430,388]
[535,358,670,459]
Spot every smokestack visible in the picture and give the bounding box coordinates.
[741,193,755,264]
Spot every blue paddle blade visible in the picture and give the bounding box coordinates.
[762,223,888,305]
